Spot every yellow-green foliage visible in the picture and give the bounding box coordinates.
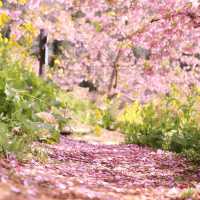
[98,97,121,130]
[0,30,65,159]
[0,12,10,27]
[118,101,143,125]
[180,188,197,200]
[17,0,28,5]
[56,91,98,126]
[20,22,37,48]
[119,84,200,162]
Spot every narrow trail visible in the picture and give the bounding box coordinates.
[0,136,200,200]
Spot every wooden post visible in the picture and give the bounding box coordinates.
[39,29,48,76]
[1,24,11,39]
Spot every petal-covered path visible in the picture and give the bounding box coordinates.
[0,136,200,200]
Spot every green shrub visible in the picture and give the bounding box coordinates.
[180,188,196,199]
[57,91,97,125]
[94,97,120,130]
[119,84,200,162]
[0,35,64,159]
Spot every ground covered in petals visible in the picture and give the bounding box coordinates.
[0,136,200,200]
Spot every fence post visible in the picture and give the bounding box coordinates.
[1,24,11,39]
[39,28,48,76]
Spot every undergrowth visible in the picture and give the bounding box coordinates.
[0,34,69,159]
[119,84,200,163]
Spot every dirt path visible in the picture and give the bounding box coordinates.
[0,136,200,200]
